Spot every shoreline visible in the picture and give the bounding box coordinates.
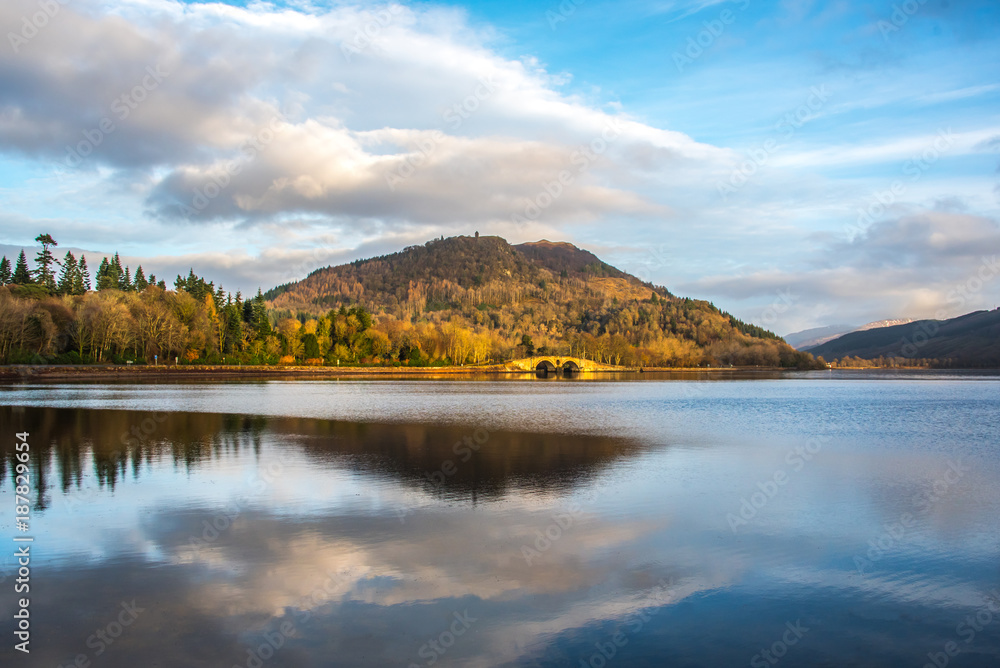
[0,365,977,381]
[0,364,787,380]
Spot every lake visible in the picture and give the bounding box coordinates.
[1,371,999,667]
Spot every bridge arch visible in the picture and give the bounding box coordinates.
[533,358,583,373]
[535,359,558,372]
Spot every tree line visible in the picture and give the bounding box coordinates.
[0,234,167,297]
[0,234,272,364]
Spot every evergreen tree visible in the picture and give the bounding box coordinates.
[243,295,254,323]
[214,285,226,311]
[77,255,91,293]
[251,289,271,338]
[224,294,244,353]
[111,254,128,290]
[12,250,33,284]
[121,265,133,291]
[0,256,10,284]
[96,257,116,291]
[175,269,216,302]
[57,250,79,295]
[303,333,320,358]
[33,233,58,292]
[134,265,148,291]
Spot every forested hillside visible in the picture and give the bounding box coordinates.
[265,235,820,368]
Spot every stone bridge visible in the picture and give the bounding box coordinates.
[502,356,629,373]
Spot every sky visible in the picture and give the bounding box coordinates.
[0,0,998,335]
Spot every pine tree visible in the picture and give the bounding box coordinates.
[175,269,215,302]
[96,257,113,290]
[12,250,33,284]
[134,265,148,291]
[253,290,272,338]
[57,250,79,295]
[113,254,130,290]
[96,255,123,291]
[0,256,10,284]
[214,285,226,312]
[33,233,58,293]
[121,265,133,291]
[77,255,91,293]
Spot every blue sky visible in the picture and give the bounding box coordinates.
[1,0,998,333]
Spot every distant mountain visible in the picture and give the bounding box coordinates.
[805,309,1000,367]
[782,318,913,350]
[856,318,915,332]
[784,318,915,350]
[784,324,856,350]
[265,234,822,368]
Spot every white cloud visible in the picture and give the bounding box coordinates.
[681,211,1000,331]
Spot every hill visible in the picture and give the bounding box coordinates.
[264,234,821,368]
[805,309,1000,367]
[784,324,856,350]
[784,318,915,350]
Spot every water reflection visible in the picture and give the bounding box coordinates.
[0,380,998,667]
[1,406,641,501]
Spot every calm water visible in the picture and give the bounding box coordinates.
[1,372,999,667]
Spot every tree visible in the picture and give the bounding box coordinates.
[471,331,492,364]
[34,233,58,293]
[248,290,271,338]
[520,333,534,356]
[57,251,80,295]
[174,269,215,303]
[0,256,10,284]
[302,333,321,359]
[96,256,121,291]
[134,265,148,291]
[77,255,91,293]
[12,250,33,284]
[222,297,243,353]
[365,328,391,359]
